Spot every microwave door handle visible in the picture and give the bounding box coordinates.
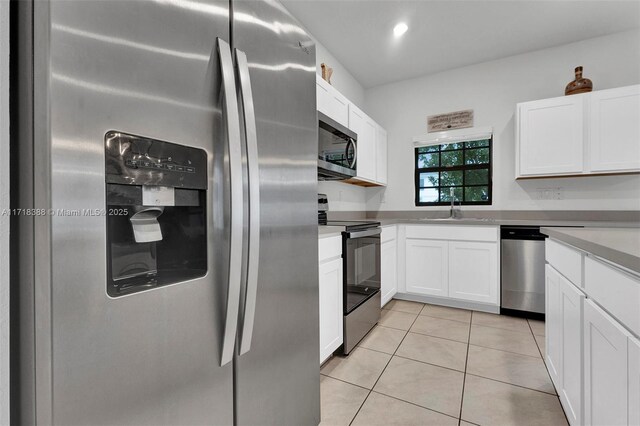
[235,48,261,356]
[347,138,357,169]
[217,38,244,367]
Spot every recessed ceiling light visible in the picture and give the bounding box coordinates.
[393,22,408,38]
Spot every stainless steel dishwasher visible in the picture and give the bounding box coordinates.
[500,226,547,318]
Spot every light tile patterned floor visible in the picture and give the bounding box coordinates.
[319,300,568,426]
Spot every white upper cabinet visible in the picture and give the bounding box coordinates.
[517,94,585,177]
[589,85,640,173]
[376,125,388,185]
[316,74,349,128]
[349,104,377,182]
[516,85,640,178]
[315,74,387,186]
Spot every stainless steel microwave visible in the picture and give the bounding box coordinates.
[318,112,357,180]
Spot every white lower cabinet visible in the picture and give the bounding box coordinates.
[545,265,562,387]
[629,336,640,426]
[583,298,631,426]
[404,233,498,306]
[448,241,498,304]
[405,239,448,297]
[545,265,585,425]
[318,236,343,365]
[547,237,640,426]
[381,238,397,307]
[319,257,343,364]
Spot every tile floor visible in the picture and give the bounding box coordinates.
[319,299,567,426]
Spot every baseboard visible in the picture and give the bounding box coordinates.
[393,292,500,314]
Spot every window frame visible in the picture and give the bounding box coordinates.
[414,138,493,206]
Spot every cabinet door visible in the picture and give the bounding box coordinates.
[376,125,388,185]
[583,299,630,426]
[448,241,498,304]
[558,275,585,426]
[545,265,562,388]
[517,95,584,177]
[349,105,377,182]
[316,74,349,128]
[319,258,343,364]
[381,239,397,307]
[589,85,640,173]
[405,239,448,297]
[630,336,640,426]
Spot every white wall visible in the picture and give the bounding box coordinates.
[314,38,369,210]
[364,29,640,212]
[1,0,10,421]
[315,40,365,107]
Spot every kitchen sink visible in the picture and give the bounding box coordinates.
[419,217,496,222]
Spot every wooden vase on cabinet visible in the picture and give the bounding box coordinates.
[321,63,333,84]
[565,66,593,95]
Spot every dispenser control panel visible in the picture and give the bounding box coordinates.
[105,131,207,190]
[125,158,196,174]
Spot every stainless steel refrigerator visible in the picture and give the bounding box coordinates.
[11,0,320,424]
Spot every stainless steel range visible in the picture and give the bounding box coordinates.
[325,220,381,354]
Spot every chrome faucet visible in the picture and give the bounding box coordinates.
[449,188,461,219]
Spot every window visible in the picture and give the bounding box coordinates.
[415,138,492,206]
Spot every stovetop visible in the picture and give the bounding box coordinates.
[324,220,381,232]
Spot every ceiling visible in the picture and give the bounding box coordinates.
[281,0,640,88]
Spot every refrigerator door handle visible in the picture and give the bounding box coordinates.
[218,38,244,367]
[235,48,261,355]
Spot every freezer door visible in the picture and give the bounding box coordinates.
[18,0,236,424]
[231,1,320,425]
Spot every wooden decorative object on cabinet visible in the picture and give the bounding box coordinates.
[565,66,593,96]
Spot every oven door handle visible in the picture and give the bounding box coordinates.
[346,228,381,239]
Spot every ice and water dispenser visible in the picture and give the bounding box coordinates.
[105,131,207,296]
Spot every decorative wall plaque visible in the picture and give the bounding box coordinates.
[428,110,474,132]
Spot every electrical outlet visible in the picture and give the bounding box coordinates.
[380,193,386,204]
[536,188,550,200]
[553,187,564,200]
[338,190,343,201]
[536,187,564,200]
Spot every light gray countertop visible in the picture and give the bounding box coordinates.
[376,218,640,228]
[318,225,344,239]
[541,227,640,274]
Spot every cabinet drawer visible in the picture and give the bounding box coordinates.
[381,225,397,243]
[585,256,640,336]
[405,225,498,242]
[546,239,583,286]
[319,235,342,263]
